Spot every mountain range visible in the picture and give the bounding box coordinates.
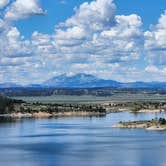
[1,73,166,89]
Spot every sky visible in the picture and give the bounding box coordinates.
[0,0,166,84]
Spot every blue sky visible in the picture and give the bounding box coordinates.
[0,0,166,84]
[16,0,166,37]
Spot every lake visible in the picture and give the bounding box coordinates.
[0,112,166,166]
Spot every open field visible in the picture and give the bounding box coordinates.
[13,93,166,104]
[13,95,112,104]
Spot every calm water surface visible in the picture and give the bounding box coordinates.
[0,112,166,166]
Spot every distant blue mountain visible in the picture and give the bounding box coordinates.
[0,73,166,89]
[0,83,22,88]
[121,81,166,88]
[43,73,121,88]
[26,84,45,88]
[43,73,166,88]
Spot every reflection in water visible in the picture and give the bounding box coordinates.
[0,116,17,123]
[0,112,166,166]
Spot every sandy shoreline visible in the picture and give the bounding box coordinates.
[0,111,106,118]
[136,109,165,113]
[146,126,166,130]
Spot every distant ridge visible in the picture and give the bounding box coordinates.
[42,73,121,88]
[42,73,166,88]
[0,83,22,88]
[0,73,166,89]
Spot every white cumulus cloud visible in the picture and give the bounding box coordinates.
[5,0,45,20]
[0,0,9,9]
[144,11,166,66]
[1,0,166,83]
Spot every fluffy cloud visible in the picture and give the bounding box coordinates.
[53,0,143,65]
[0,0,46,83]
[145,65,159,73]
[59,0,116,31]
[1,0,144,83]
[5,0,45,20]
[144,65,166,82]
[0,0,166,83]
[144,11,166,66]
[0,0,9,9]
[0,27,31,57]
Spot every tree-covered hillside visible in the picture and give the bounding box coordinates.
[0,96,23,114]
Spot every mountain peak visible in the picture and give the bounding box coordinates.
[43,73,119,88]
[1,73,166,89]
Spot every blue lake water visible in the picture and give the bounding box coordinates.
[0,112,166,166]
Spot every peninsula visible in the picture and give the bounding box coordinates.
[0,96,106,118]
[113,118,166,130]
